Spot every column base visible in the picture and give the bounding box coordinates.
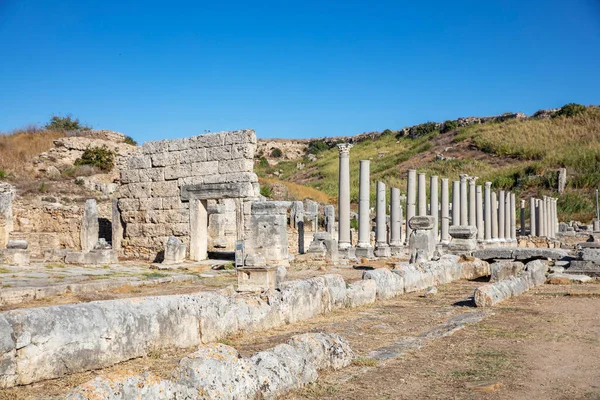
[338,247,356,260]
[389,245,404,257]
[374,245,391,258]
[338,241,352,250]
[355,246,374,259]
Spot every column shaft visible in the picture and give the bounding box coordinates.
[441,178,450,242]
[498,190,506,239]
[417,173,427,216]
[452,181,460,226]
[357,160,371,248]
[476,185,484,240]
[484,182,492,240]
[390,187,401,246]
[469,178,477,227]
[430,175,439,241]
[510,192,516,240]
[337,144,353,249]
[406,170,417,242]
[376,181,387,246]
[530,197,536,236]
[460,175,468,225]
[491,192,498,239]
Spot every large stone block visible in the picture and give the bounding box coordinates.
[138,198,163,211]
[190,161,219,176]
[150,152,181,167]
[142,140,169,154]
[126,154,152,169]
[490,261,525,282]
[223,129,257,145]
[345,280,377,307]
[117,198,140,212]
[362,268,404,299]
[138,168,165,182]
[231,143,257,159]
[218,159,254,174]
[120,169,140,184]
[150,181,179,198]
[449,225,477,239]
[163,236,186,264]
[179,148,207,164]
[163,164,191,180]
[192,132,225,148]
[408,215,435,230]
[206,145,233,161]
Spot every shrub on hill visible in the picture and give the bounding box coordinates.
[308,140,329,154]
[554,103,586,118]
[270,148,283,158]
[441,120,458,133]
[74,146,115,172]
[409,122,438,138]
[45,114,91,131]
[124,136,137,146]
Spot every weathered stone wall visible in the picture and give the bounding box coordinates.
[0,183,15,248]
[116,130,258,259]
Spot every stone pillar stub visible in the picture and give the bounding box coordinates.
[406,170,417,242]
[408,216,436,263]
[337,143,353,249]
[81,199,99,252]
[324,205,335,240]
[111,198,123,252]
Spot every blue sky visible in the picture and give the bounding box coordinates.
[1,0,599,143]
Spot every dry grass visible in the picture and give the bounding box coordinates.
[260,177,332,203]
[0,127,66,177]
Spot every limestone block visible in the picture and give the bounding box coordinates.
[224,129,257,145]
[80,199,99,252]
[138,198,163,211]
[490,261,525,282]
[169,223,190,236]
[6,240,27,250]
[345,280,377,307]
[190,161,219,176]
[408,215,435,230]
[119,183,152,199]
[206,145,233,161]
[547,272,593,283]
[218,159,254,174]
[167,137,190,152]
[138,168,165,182]
[150,152,181,167]
[151,181,179,198]
[362,268,404,299]
[409,230,436,263]
[231,143,257,159]
[448,225,477,239]
[120,169,140,184]
[460,259,491,280]
[179,148,207,163]
[192,132,225,148]
[163,236,186,264]
[237,266,277,292]
[163,164,191,180]
[0,315,16,388]
[117,199,139,213]
[579,248,600,263]
[0,249,30,266]
[142,140,169,154]
[162,197,183,210]
[126,154,152,169]
[203,172,258,185]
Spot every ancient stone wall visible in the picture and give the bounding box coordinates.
[116,130,258,259]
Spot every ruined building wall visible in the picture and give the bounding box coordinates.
[116,130,258,260]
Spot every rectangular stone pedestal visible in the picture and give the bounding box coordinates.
[355,246,374,259]
[237,266,276,292]
[389,245,404,257]
[65,250,118,265]
[0,249,30,266]
[374,246,391,258]
[338,247,356,261]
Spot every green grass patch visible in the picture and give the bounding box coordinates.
[142,272,169,279]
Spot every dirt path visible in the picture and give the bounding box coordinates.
[2,280,599,399]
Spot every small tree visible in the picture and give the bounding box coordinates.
[74,146,116,172]
[270,148,283,158]
[441,120,458,133]
[45,114,91,131]
[124,136,137,146]
[308,140,329,155]
[554,103,586,118]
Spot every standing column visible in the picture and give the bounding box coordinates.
[551,198,557,238]
[375,181,390,257]
[476,184,484,240]
[460,174,468,225]
[390,187,401,247]
[406,170,417,242]
[491,192,499,240]
[357,160,371,249]
[469,177,477,227]
[504,192,511,241]
[510,192,516,240]
[498,190,506,240]
[417,173,427,216]
[441,178,450,243]
[520,200,526,236]
[430,175,439,241]
[536,199,543,236]
[539,197,546,237]
[452,181,460,226]
[484,182,492,241]
[337,143,353,249]
[530,197,537,236]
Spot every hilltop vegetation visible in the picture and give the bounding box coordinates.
[257,104,600,222]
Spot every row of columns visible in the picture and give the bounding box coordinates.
[528,196,558,239]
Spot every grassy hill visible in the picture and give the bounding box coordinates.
[256,105,600,222]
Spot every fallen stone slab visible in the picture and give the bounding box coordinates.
[567,260,600,277]
[547,273,593,283]
[67,333,353,400]
[473,248,569,262]
[362,268,404,299]
[345,280,377,307]
[474,260,548,307]
[490,261,525,282]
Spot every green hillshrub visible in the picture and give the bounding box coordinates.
[45,114,91,131]
[74,145,116,172]
[554,103,586,118]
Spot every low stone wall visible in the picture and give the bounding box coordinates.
[474,260,548,307]
[67,333,353,400]
[363,255,490,299]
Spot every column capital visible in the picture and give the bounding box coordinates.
[468,176,478,184]
[459,174,469,182]
[485,181,492,188]
[337,143,353,155]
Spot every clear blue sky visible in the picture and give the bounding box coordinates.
[1,1,599,143]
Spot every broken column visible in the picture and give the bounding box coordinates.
[356,160,373,258]
[520,200,526,236]
[460,174,468,225]
[504,192,512,241]
[163,236,186,264]
[307,201,318,232]
[111,198,123,252]
[0,183,15,248]
[291,201,305,253]
[476,184,484,241]
[484,182,492,241]
[530,197,537,236]
[430,175,439,241]
[469,177,477,228]
[375,181,390,257]
[389,187,402,253]
[491,191,499,240]
[417,173,427,216]
[558,168,567,193]
[324,205,335,240]
[498,190,505,240]
[452,180,460,227]
[406,169,417,242]
[408,216,436,264]
[80,199,99,252]
[510,192,517,240]
[441,178,450,243]
[337,143,353,250]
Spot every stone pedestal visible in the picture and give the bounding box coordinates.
[448,225,477,255]
[245,201,291,266]
[337,144,353,249]
[324,205,335,239]
[0,248,30,266]
[163,236,186,264]
[237,266,277,292]
[408,216,436,264]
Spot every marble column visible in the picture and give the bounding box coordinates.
[498,190,506,240]
[441,178,450,243]
[520,199,526,236]
[476,184,484,240]
[536,199,543,237]
[530,197,537,236]
[539,197,546,237]
[375,181,390,257]
[460,174,468,225]
[484,182,492,241]
[337,143,353,249]
[551,198,557,238]
[406,170,417,242]
[469,177,477,227]
[504,192,511,241]
[357,160,371,249]
[390,187,401,247]
[430,175,439,241]
[491,192,499,240]
[417,173,427,216]
[452,181,460,227]
[510,192,516,240]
